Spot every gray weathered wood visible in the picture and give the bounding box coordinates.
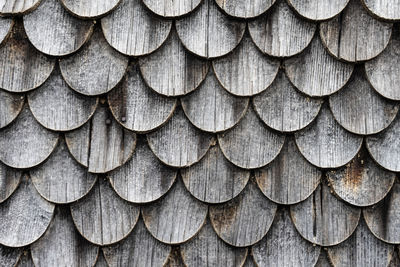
[0,162,22,203]
[0,17,12,44]
[0,0,40,14]
[15,251,34,267]
[28,67,98,131]
[164,248,185,267]
[215,0,275,18]
[138,30,209,96]
[65,105,136,173]
[31,206,99,267]
[70,177,140,246]
[23,0,94,56]
[209,180,277,247]
[212,35,279,96]
[295,105,363,168]
[218,107,285,169]
[60,28,128,96]
[60,0,121,18]
[0,105,59,169]
[103,219,171,267]
[147,108,213,168]
[175,0,246,58]
[255,137,321,205]
[0,90,24,129]
[287,0,349,20]
[389,251,400,267]
[362,0,400,20]
[95,251,108,267]
[320,0,392,62]
[0,174,54,247]
[142,178,208,244]
[108,63,177,132]
[285,35,354,97]
[180,221,248,267]
[252,208,321,267]
[0,245,22,267]
[290,183,361,246]
[248,0,316,57]
[181,145,250,204]
[142,0,202,17]
[242,256,257,267]
[315,251,333,267]
[109,138,177,204]
[101,0,172,56]
[181,71,249,132]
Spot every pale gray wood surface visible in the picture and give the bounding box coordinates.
[242,256,257,267]
[315,251,333,267]
[0,162,21,203]
[181,71,249,132]
[320,0,392,62]
[142,0,202,17]
[175,0,246,58]
[31,206,99,267]
[209,180,277,247]
[94,251,108,267]
[60,28,129,96]
[285,36,354,97]
[362,0,400,20]
[138,30,209,96]
[287,0,349,20]
[0,174,54,247]
[181,145,250,203]
[248,0,316,57]
[0,245,22,267]
[0,0,40,14]
[108,63,177,132]
[101,0,172,56]
[15,251,34,267]
[70,177,140,246]
[142,178,208,244]
[218,107,285,169]
[0,90,24,129]
[255,137,321,205]
[215,0,275,18]
[0,17,12,44]
[61,0,121,18]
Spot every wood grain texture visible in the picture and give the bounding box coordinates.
[252,208,321,267]
[0,105,59,169]
[103,219,171,267]
[389,251,400,267]
[181,71,249,132]
[23,0,94,56]
[320,0,392,62]
[295,105,363,168]
[65,105,136,173]
[0,17,12,44]
[61,0,121,18]
[138,30,209,96]
[147,108,213,168]
[0,90,24,129]
[362,0,400,20]
[242,256,257,267]
[248,0,316,57]
[218,107,285,169]
[101,0,172,56]
[180,221,248,267]
[175,0,246,58]
[0,174,54,247]
[0,245,22,267]
[142,0,202,17]
[109,137,177,204]
[0,0,40,14]
[290,183,361,246]
[31,206,99,267]
[94,251,108,267]
[108,62,177,132]
[142,178,208,244]
[285,35,354,97]
[215,0,275,18]
[15,251,34,267]
[70,177,140,246]
[287,0,349,20]
[209,180,277,247]
[255,137,321,205]
[0,162,21,203]
[164,248,185,267]
[60,28,129,96]
[315,251,333,267]
[181,145,250,204]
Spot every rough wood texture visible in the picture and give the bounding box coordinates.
[287,0,349,20]
[290,183,361,246]
[285,36,354,97]
[94,251,108,267]
[65,105,136,173]
[315,251,333,267]
[181,145,250,204]
[0,245,22,266]
[0,17,12,44]
[0,174,54,247]
[109,138,177,204]
[103,219,171,267]
[362,0,400,20]
[181,71,249,132]
[0,90,24,129]
[23,0,94,56]
[31,206,99,267]
[16,251,34,267]
[0,105,59,169]
[61,0,121,18]
[0,162,21,203]
[218,107,285,169]
[242,256,257,267]
[70,177,140,246]
[142,178,208,244]
[252,208,321,267]
[108,63,177,132]
[255,137,321,205]
[320,0,392,62]
[164,248,185,267]
[60,28,129,96]
[248,0,316,57]
[215,0,275,18]
[139,30,209,96]
[175,0,246,58]
[142,0,202,17]
[209,180,277,247]
[0,0,40,14]
[389,251,400,267]
[147,108,213,168]
[181,221,248,267]
[295,105,363,168]
[101,0,171,56]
